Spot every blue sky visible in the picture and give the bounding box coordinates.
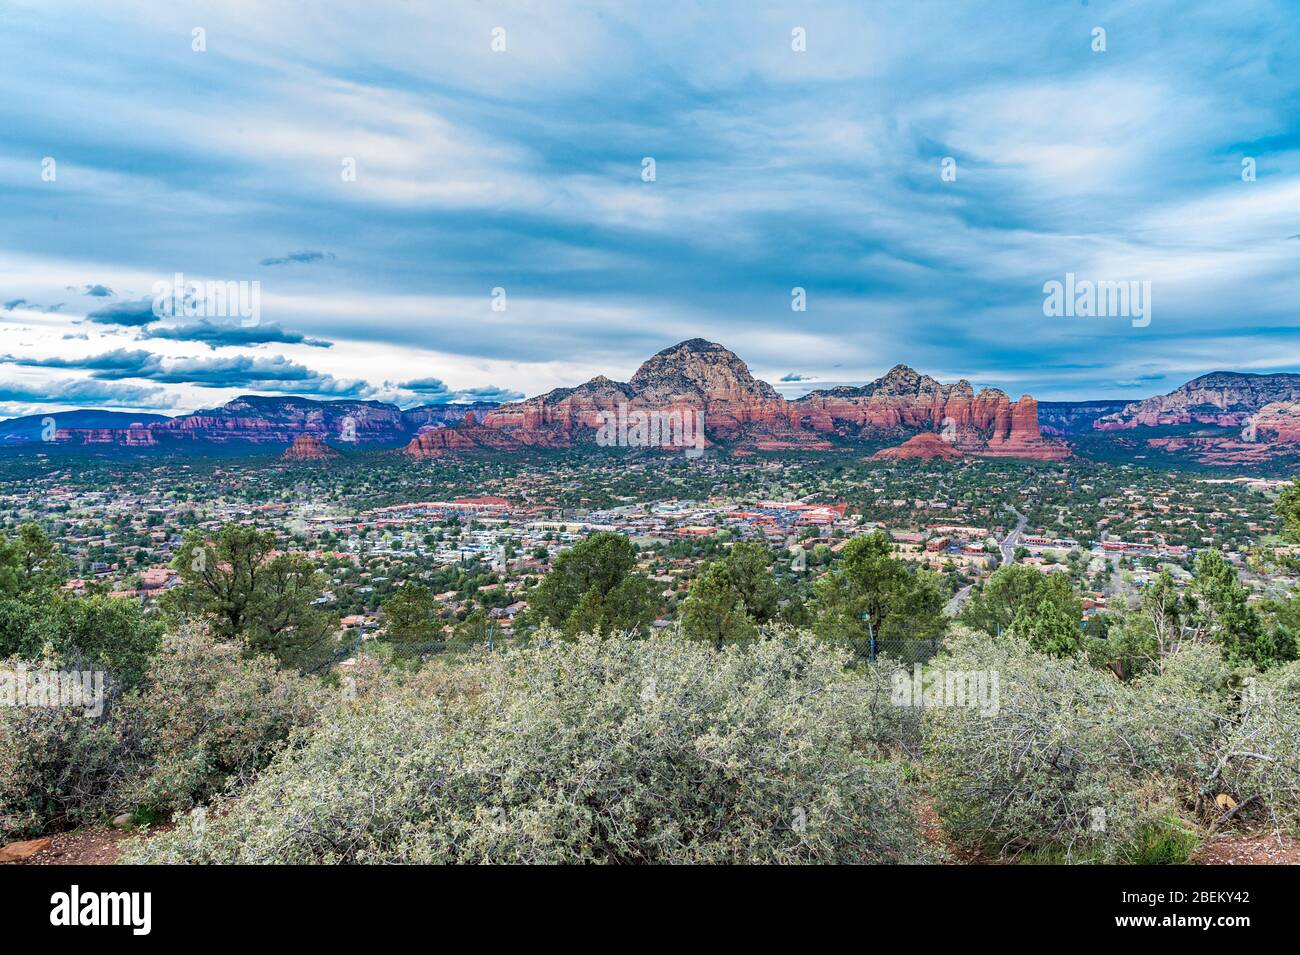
[1,0,1299,416]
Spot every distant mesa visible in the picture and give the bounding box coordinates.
[1094,372,1300,432]
[1092,371,1300,464]
[1,340,1071,462]
[873,432,965,461]
[282,434,339,461]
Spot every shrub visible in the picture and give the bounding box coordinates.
[1217,661,1300,829]
[0,628,323,839]
[0,653,132,839]
[125,631,931,864]
[924,630,1218,861]
[120,628,326,813]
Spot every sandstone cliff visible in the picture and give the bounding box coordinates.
[1094,372,1300,432]
[282,434,340,461]
[470,341,1064,459]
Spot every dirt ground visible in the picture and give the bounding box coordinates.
[1190,831,1300,865]
[2,823,174,865]
[914,799,1300,865]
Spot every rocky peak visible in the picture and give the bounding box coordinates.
[629,339,782,403]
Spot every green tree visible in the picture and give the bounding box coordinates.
[1189,549,1286,668]
[961,564,1083,657]
[679,564,759,648]
[382,584,440,643]
[0,593,161,689]
[810,532,949,643]
[247,554,336,672]
[527,532,657,636]
[714,543,779,624]
[0,523,67,598]
[164,524,336,672]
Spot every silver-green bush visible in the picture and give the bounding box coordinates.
[924,629,1221,861]
[1218,661,1300,828]
[0,629,322,839]
[120,628,326,813]
[124,631,930,864]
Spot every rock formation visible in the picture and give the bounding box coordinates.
[4,340,1069,461]
[1094,372,1300,432]
[405,412,523,458]
[282,434,339,461]
[872,432,965,461]
[791,364,1068,460]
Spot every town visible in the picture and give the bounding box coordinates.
[3,449,1289,651]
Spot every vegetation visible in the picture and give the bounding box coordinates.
[524,532,657,637]
[124,632,929,864]
[4,461,1300,864]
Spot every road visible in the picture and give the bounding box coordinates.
[1000,509,1027,566]
[945,509,1024,616]
[944,583,973,616]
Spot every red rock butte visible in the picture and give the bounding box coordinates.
[282,434,340,461]
[408,339,1069,461]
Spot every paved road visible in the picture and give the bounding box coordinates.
[1000,509,1026,566]
[945,583,973,616]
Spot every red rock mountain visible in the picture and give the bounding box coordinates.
[405,411,526,458]
[1090,371,1300,465]
[427,340,1066,460]
[791,363,1067,459]
[282,434,339,461]
[1094,372,1300,432]
[37,396,500,449]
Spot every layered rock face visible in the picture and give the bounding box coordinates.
[405,412,525,458]
[282,434,339,461]
[1094,372,1300,432]
[1250,401,1300,444]
[793,364,1067,460]
[468,341,1063,459]
[58,423,157,446]
[481,339,826,451]
[30,397,499,449]
[154,396,407,444]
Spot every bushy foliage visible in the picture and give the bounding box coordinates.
[125,631,930,864]
[525,533,658,637]
[164,524,338,672]
[0,653,131,838]
[1217,661,1300,828]
[811,532,949,642]
[0,628,322,840]
[924,629,1221,861]
[960,564,1083,657]
[120,629,326,813]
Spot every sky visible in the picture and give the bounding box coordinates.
[1,0,1299,418]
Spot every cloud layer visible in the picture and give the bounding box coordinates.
[1,1,1298,415]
